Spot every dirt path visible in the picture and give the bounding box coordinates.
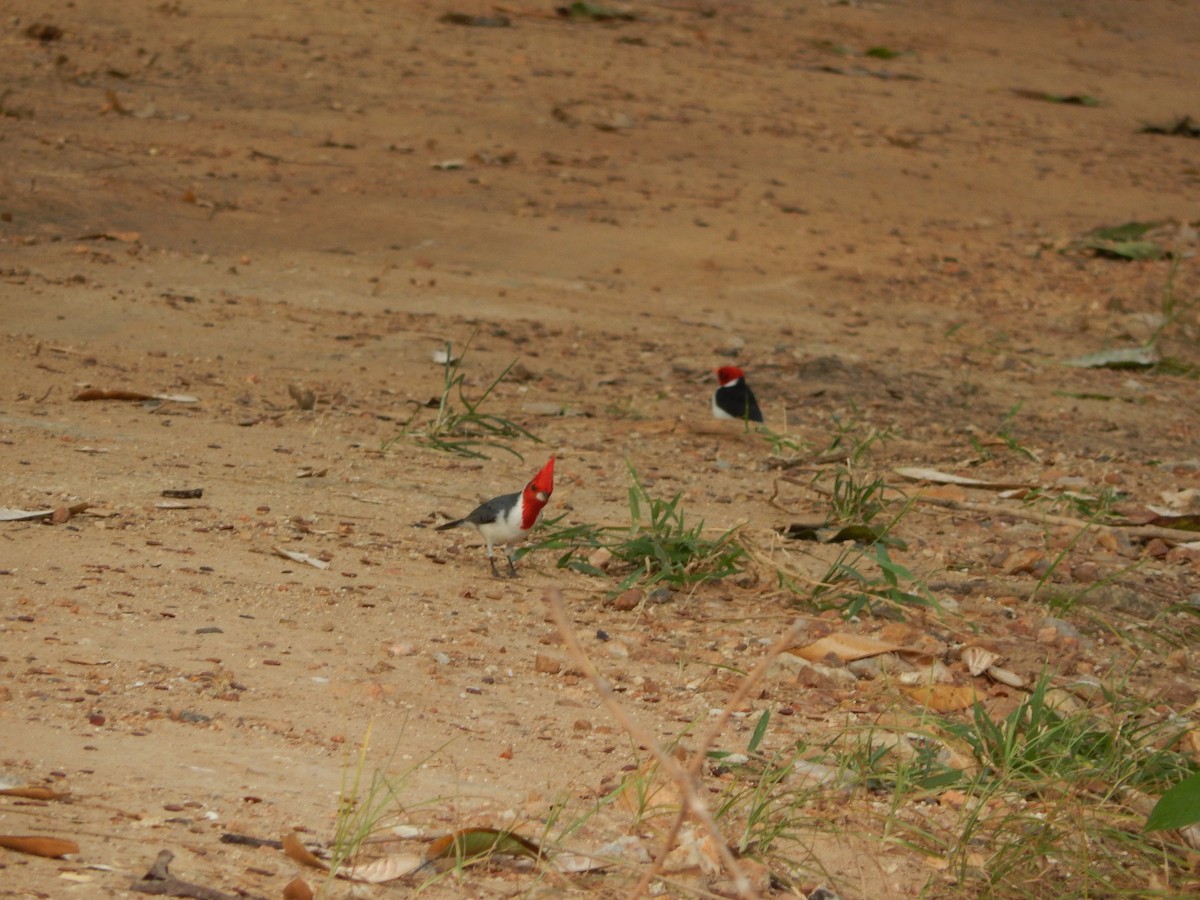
[2,1,1198,897]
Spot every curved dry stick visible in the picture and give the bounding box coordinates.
[543,588,754,898]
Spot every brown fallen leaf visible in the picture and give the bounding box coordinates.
[0,834,80,858]
[287,383,316,410]
[281,831,328,871]
[73,388,154,401]
[0,786,72,801]
[0,502,92,523]
[161,488,204,499]
[341,852,425,883]
[104,89,131,115]
[73,388,200,403]
[282,876,314,899]
[787,632,902,664]
[75,230,141,242]
[900,683,978,712]
[985,665,1027,689]
[617,762,681,818]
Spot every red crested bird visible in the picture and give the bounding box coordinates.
[436,456,555,576]
[712,366,764,423]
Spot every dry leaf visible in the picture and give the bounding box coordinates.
[287,383,316,410]
[73,388,153,401]
[0,835,80,858]
[553,853,613,874]
[72,388,198,403]
[986,665,1027,688]
[894,467,1032,490]
[962,646,1001,677]
[104,89,129,114]
[272,546,330,570]
[662,827,722,876]
[616,762,681,818]
[340,853,424,882]
[553,835,648,873]
[0,787,72,801]
[0,502,91,522]
[281,832,328,871]
[788,633,902,663]
[282,877,314,900]
[76,230,141,243]
[900,683,978,712]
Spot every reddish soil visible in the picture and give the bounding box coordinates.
[1,0,1198,897]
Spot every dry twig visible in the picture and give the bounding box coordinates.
[543,587,756,897]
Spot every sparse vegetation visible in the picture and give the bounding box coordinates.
[526,461,748,593]
[384,330,540,459]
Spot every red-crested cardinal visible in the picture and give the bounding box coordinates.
[712,366,764,423]
[436,456,555,576]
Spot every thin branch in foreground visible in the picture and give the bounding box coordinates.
[542,587,755,898]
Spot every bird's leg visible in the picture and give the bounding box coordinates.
[505,551,518,578]
[485,546,501,577]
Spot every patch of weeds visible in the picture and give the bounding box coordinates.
[1040,557,1147,617]
[383,330,539,460]
[996,402,1039,461]
[1059,485,1126,521]
[1149,257,1198,348]
[1153,356,1200,378]
[968,402,1039,463]
[1019,484,1118,522]
[815,678,1199,895]
[709,713,831,862]
[828,466,888,527]
[758,424,811,461]
[527,462,746,593]
[814,539,937,619]
[765,477,929,617]
[1076,220,1166,260]
[935,677,1200,895]
[1011,88,1101,107]
[1014,491,1142,609]
[324,723,425,890]
[603,396,647,420]
[823,403,892,464]
[1139,115,1200,138]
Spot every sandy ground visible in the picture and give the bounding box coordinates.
[1,0,1198,896]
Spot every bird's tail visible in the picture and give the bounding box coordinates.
[435,518,464,531]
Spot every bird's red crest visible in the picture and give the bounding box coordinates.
[715,365,746,386]
[520,456,555,529]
